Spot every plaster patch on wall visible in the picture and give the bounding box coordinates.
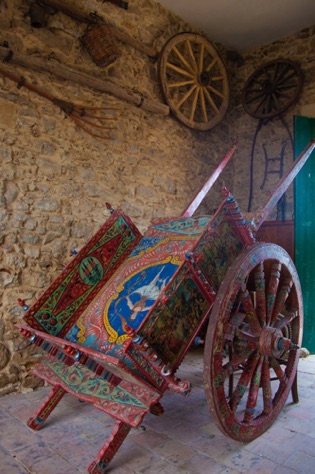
[297,104,315,118]
[0,98,16,127]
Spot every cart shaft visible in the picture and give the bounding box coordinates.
[182,143,236,217]
[253,139,315,230]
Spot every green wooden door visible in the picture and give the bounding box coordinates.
[294,116,315,353]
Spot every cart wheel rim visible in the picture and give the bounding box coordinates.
[158,32,230,131]
[204,243,303,442]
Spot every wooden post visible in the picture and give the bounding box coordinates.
[182,143,237,217]
[0,47,169,116]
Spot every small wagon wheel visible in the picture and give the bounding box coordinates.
[158,33,229,131]
[204,243,302,442]
[242,59,303,119]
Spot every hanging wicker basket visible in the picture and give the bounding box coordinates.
[81,19,120,67]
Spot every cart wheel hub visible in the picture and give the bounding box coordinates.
[199,71,211,86]
[259,327,285,357]
[262,79,275,94]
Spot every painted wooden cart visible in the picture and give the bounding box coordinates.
[17,140,315,473]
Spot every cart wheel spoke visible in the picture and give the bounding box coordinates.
[206,84,226,100]
[223,343,255,379]
[204,243,302,442]
[185,39,198,73]
[277,70,296,85]
[261,356,273,415]
[254,95,268,115]
[269,356,288,385]
[173,45,196,75]
[198,43,205,73]
[243,355,264,423]
[206,57,218,73]
[190,87,200,122]
[204,88,220,115]
[158,32,229,130]
[229,351,260,412]
[166,61,194,79]
[266,261,281,325]
[254,263,266,326]
[199,88,208,122]
[239,286,262,336]
[274,310,297,330]
[275,90,295,101]
[176,85,197,109]
[168,79,195,88]
[270,277,293,325]
[271,92,280,110]
[244,88,266,101]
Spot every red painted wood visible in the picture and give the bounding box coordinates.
[88,421,131,474]
[182,143,236,217]
[27,385,65,430]
[256,220,294,259]
[203,243,302,442]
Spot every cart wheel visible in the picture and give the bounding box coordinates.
[242,59,303,119]
[204,243,302,442]
[158,32,229,130]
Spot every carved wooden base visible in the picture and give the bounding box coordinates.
[88,421,131,473]
[27,385,65,431]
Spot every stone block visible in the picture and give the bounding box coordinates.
[0,343,11,370]
[34,199,60,212]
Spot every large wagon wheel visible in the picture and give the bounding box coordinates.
[242,59,303,119]
[158,33,229,131]
[204,243,302,442]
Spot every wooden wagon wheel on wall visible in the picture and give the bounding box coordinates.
[242,59,303,212]
[204,243,302,442]
[242,59,303,119]
[158,33,230,131]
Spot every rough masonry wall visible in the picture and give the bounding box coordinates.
[0,0,234,395]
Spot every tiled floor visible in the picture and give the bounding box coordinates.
[0,350,314,474]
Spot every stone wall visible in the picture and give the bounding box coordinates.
[0,0,235,395]
[0,0,314,396]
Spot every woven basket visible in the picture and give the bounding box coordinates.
[81,20,120,67]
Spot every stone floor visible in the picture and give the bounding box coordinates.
[0,350,314,474]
